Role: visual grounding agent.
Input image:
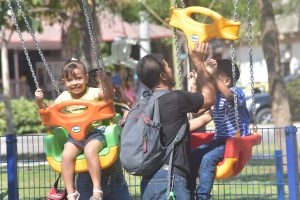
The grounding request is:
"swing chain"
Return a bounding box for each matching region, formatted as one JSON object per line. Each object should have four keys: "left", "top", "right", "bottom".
{"left": 7, "top": 0, "right": 40, "bottom": 90}
{"left": 230, "top": 0, "right": 240, "bottom": 134}
{"left": 179, "top": 0, "right": 186, "bottom": 8}
{"left": 81, "top": 0, "right": 107, "bottom": 99}
{"left": 173, "top": 29, "right": 184, "bottom": 90}
{"left": 172, "top": 0, "right": 186, "bottom": 90}
{"left": 14, "top": 0, "right": 60, "bottom": 95}
{"left": 230, "top": 42, "right": 240, "bottom": 134}
{"left": 247, "top": 0, "right": 257, "bottom": 131}
{"left": 232, "top": 0, "right": 239, "bottom": 21}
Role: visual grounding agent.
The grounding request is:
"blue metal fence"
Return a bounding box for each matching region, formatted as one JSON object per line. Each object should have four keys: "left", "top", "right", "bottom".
{"left": 0, "top": 126, "right": 299, "bottom": 200}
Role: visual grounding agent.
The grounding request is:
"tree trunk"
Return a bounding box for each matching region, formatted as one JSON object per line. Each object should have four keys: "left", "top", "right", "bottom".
{"left": 256, "top": 0, "right": 292, "bottom": 127}
{"left": 61, "top": 0, "right": 100, "bottom": 71}
{"left": 1, "top": 26, "right": 14, "bottom": 135}
{"left": 257, "top": 0, "right": 292, "bottom": 166}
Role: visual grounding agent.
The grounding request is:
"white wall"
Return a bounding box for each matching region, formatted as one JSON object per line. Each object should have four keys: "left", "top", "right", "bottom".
{"left": 232, "top": 41, "right": 300, "bottom": 88}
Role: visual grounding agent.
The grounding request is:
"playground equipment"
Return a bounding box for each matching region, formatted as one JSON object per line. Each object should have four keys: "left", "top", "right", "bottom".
{"left": 104, "top": 37, "right": 138, "bottom": 69}
{"left": 7, "top": 0, "right": 120, "bottom": 172}
{"left": 169, "top": 0, "right": 262, "bottom": 180}
{"left": 45, "top": 118, "right": 121, "bottom": 173}
{"left": 169, "top": 6, "right": 240, "bottom": 48}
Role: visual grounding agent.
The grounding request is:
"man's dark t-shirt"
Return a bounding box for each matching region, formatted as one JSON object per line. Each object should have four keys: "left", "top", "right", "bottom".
{"left": 158, "top": 90, "right": 204, "bottom": 181}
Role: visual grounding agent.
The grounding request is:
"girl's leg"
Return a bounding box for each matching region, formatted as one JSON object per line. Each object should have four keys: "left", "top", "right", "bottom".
{"left": 84, "top": 139, "right": 104, "bottom": 198}
{"left": 62, "top": 142, "right": 82, "bottom": 199}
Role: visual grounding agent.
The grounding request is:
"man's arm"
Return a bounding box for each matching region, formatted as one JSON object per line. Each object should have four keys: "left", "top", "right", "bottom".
{"left": 188, "top": 42, "right": 216, "bottom": 113}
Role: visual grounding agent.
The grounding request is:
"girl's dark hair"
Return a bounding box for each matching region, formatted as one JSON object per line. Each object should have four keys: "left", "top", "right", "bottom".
{"left": 217, "top": 59, "right": 240, "bottom": 81}
{"left": 87, "top": 69, "right": 99, "bottom": 87}
{"left": 88, "top": 69, "right": 111, "bottom": 87}
{"left": 136, "top": 53, "right": 165, "bottom": 89}
{"left": 61, "top": 58, "right": 87, "bottom": 79}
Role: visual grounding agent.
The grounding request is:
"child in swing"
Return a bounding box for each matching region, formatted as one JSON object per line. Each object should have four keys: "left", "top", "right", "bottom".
{"left": 75, "top": 68, "right": 131, "bottom": 200}
{"left": 35, "top": 58, "right": 114, "bottom": 200}
{"left": 190, "top": 59, "right": 251, "bottom": 200}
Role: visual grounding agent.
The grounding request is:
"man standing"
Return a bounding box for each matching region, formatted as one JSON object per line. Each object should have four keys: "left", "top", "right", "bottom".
{"left": 137, "top": 42, "right": 216, "bottom": 199}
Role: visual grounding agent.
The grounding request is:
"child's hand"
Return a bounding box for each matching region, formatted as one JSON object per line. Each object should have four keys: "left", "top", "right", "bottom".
{"left": 35, "top": 88, "right": 44, "bottom": 101}
{"left": 35, "top": 88, "right": 46, "bottom": 109}
{"left": 205, "top": 59, "right": 218, "bottom": 76}
{"left": 188, "top": 70, "right": 198, "bottom": 86}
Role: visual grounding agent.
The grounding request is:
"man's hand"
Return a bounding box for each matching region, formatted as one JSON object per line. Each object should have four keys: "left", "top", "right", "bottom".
{"left": 188, "top": 42, "right": 208, "bottom": 71}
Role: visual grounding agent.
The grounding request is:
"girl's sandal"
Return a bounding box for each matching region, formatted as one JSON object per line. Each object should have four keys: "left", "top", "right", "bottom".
{"left": 89, "top": 189, "right": 103, "bottom": 200}
{"left": 67, "top": 190, "right": 80, "bottom": 200}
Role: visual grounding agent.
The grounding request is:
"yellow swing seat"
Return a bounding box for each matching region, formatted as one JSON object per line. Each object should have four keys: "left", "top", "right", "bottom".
{"left": 44, "top": 116, "right": 122, "bottom": 173}
{"left": 169, "top": 6, "right": 241, "bottom": 48}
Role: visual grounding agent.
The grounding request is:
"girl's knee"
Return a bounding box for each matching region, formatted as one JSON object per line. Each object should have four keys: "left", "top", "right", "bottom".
{"left": 84, "top": 146, "right": 99, "bottom": 158}
{"left": 62, "top": 151, "right": 76, "bottom": 162}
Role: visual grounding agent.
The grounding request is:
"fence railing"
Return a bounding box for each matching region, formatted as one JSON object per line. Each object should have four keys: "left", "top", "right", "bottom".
{"left": 0, "top": 126, "right": 299, "bottom": 200}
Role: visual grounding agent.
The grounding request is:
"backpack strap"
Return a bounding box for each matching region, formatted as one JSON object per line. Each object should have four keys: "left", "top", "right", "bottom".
{"left": 166, "top": 122, "right": 188, "bottom": 198}
{"left": 53, "top": 174, "right": 61, "bottom": 188}
{"left": 152, "top": 90, "right": 170, "bottom": 127}
{"left": 151, "top": 89, "right": 187, "bottom": 197}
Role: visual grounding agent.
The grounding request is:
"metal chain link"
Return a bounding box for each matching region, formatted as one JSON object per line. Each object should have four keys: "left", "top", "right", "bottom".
{"left": 230, "top": 0, "right": 240, "bottom": 134}
{"left": 15, "top": 0, "right": 60, "bottom": 95}
{"left": 173, "top": 29, "right": 184, "bottom": 89}
{"left": 179, "top": 0, "right": 186, "bottom": 8}
{"left": 172, "top": 0, "right": 186, "bottom": 90}
{"left": 81, "top": 0, "right": 107, "bottom": 99}
{"left": 7, "top": 0, "right": 40, "bottom": 90}
{"left": 247, "top": 0, "right": 257, "bottom": 131}
{"left": 232, "top": 0, "right": 239, "bottom": 21}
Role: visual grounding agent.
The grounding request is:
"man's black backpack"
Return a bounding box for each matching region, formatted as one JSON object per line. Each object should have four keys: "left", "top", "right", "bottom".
{"left": 120, "top": 90, "right": 187, "bottom": 177}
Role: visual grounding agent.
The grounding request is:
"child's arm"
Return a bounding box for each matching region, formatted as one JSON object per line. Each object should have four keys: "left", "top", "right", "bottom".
{"left": 35, "top": 88, "right": 47, "bottom": 109}
{"left": 206, "top": 59, "right": 234, "bottom": 100}
{"left": 188, "top": 70, "right": 198, "bottom": 93}
{"left": 114, "top": 85, "right": 131, "bottom": 104}
{"left": 97, "top": 71, "right": 115, "bottom": 100}
{"left": 189, "top": 110, "right": 212, "bottom": 132}
{"left": 189, "top": 42, "right": 216, "bottom": 113}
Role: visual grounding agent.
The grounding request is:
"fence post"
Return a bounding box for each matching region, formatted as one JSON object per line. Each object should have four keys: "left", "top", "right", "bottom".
{"left": 275, "top": 150, "right": 285, "bottom": 200}
{"left": 6, "top": 134, "right": 19, "bottom": 200}
{"left": 285, "top": 126, "right": 299, "bottom": 200}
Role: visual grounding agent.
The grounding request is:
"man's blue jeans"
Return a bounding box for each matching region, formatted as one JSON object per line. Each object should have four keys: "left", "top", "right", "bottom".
{"left": 141, "top": 169, "right": 191, "bottom": 200}
{"left": 191, "top": 142, "right": 226, "bottom": 200}
{"left": 76, "top": 172, "right": 130, "bottom": 200}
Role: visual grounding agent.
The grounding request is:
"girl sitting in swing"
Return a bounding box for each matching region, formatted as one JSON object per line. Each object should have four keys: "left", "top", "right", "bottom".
{"left": 35, "top": 58, "right": 114, "bottom": 200}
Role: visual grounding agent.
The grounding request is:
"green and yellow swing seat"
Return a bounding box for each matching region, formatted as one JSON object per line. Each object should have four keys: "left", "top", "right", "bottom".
{"left": 43, "top": 100, "right": 122, "bottom": 173}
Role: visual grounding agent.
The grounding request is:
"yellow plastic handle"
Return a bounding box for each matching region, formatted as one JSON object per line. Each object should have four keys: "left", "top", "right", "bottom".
{"left": 169, "top": 6, "right": 240, "bottom": 48}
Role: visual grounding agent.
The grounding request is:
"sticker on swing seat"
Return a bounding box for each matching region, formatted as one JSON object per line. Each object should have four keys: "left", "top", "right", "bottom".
{"left": 71, "top": 126, "right": 81, "bottom": 133}
{"left": 169, "top": 6, "right": 240, "bottom": 48}
{"left": 191, "top": 35, "right": 199, "bottom": 42}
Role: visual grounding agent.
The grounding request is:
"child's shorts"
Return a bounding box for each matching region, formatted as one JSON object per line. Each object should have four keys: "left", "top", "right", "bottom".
{"left": 67, "top": 126, "right": 107, "bottom": 149}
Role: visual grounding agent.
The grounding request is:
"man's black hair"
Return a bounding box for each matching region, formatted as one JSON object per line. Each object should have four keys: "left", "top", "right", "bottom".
{"left": 217, "top": 59, "right": 240, "bottom": 81}
{"left": 136, "top": 53, "right": 165, "bottom": 89}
